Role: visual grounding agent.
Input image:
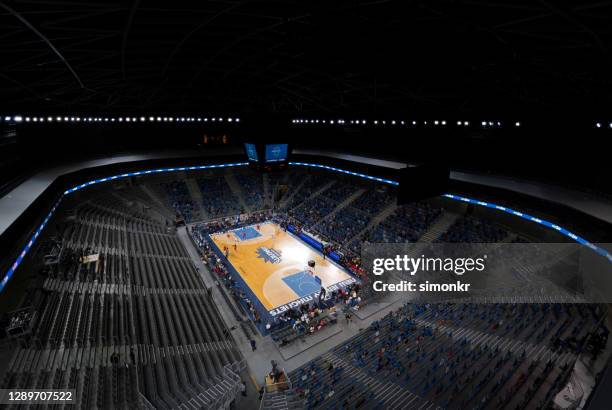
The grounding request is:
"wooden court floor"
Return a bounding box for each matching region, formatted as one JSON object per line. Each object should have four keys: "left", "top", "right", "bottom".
{"left": 210, "top": 222, "right": 354, "bottom": 311}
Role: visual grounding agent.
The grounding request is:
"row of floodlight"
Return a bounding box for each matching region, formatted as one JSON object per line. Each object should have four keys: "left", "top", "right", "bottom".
{"left": 291, "top": 118, "right": 520, "bottom": 127}
{"left": 595, "top": 122, "right": 612, "bottom": 128}
{"left": 0, "top": 115, "right": 240, "bottom": 124}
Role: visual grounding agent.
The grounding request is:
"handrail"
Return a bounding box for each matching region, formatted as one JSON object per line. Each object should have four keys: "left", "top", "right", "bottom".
{"left": 201, "top": 360, "right": 246, "bottom": 409}
{"left": 138, "top": 392, "right": 156, "bottom": 410}
{"left": 259, "top": 368, "right": 293, "bottom": 410}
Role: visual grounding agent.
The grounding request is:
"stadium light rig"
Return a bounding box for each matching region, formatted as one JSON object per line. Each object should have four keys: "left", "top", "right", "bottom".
{"left": 0, "top": 115, "right": 241, "bottom": 124}
{"left": 291, "top": 118, "right": 516, "bottom": 128}
{"left": 593, "top": 121, "right": 612, "bottom": 128}
{"left": 592, "top": 121, "right": 612, "bottom": 128}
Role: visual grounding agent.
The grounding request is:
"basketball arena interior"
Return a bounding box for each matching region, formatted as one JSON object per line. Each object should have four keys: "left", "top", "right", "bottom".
{"left": 1, "top": 2, "right": 612, "bottom": 409}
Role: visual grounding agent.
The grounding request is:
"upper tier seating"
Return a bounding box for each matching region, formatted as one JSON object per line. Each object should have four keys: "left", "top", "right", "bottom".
{"left": 159, "top": 180, "right": 199, "bottom": 222}
{"left": 284, "top": 172, "right": 330, "bottom": 210}
{"left": 290, "top": 182, "right": 357, "bottom": 229}
{"left": 2, "top": 195, "right": 243, "bottom": 409}
{"left": 437, "top": 216, "right": 509, "bottom": 243}
{"left": 197, "top": 175, "right": 242, "bottom": 218}
{"left": 289, "top": 301, "right": 605, "bottom": 409}
{"left": 234, "top": 172, "right": 265, "bottom": 210}
{"left": 316, "top": 186, "right": 395, "bottom": 247}
{"left": 362, "top": 201, "right": 443, "bottom": 243}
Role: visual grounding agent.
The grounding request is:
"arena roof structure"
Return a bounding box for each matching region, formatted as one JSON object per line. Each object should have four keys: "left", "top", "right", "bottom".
{"left": 1, "top": 1, "right": 612, "bottom": 116}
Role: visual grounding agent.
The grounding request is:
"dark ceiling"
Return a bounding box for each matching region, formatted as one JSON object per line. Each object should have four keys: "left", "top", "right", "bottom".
{"left": 1, "top": 0, "right": 612, "bottom": 115}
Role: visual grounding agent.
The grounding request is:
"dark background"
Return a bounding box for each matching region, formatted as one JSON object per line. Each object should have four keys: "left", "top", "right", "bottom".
{"left": 1, "top": 1, "right": 611, "bottom": 196}
{"left": 1, "top": 117, "right": 609, "bottom": 198}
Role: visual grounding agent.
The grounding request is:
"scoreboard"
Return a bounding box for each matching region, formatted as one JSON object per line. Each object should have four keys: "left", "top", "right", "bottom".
{"left": 243, "top": 142, "right": 290, "bottom": 168}
{"left": 264, "top": 144, "right": 288, "bottom": 162}
{"left": 245, "top": 143, "right": 259, "bottom": 161}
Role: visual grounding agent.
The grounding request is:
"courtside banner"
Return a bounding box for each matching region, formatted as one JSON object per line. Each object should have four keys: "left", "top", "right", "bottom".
{"left": 361, "top": 243, "right": 612, "bottom": 303}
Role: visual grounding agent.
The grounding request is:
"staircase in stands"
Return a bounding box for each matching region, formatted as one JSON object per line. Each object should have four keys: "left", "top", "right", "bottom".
{"left": 224, "top": 173, "right": 250, "bottom": 213}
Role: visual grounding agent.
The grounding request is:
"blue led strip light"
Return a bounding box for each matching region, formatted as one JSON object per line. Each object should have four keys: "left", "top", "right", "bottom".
{"left": 1, "top": 198, "right": 63, "bottom": 291}
{"left": 288, "top": 162, "right": 400, "bottom": 185}
{"left": 0, "top": 162, "right": 248, "bottom": 293}
{"left": 442, "top": 194, "right": 612, "bottom": 263}
{"left": 3, "top": 160, "right": 611, "bottom": 293}
{"left": 63, "top": 163, "right": 248, "bottom": 194}
{"left": 290, "top": 161, "right": 612, "bottom": 263}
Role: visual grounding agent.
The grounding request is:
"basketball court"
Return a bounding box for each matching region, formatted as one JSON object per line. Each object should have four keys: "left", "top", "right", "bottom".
{"left": 209, "top": 222, "right": 356, "bottom": 316}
